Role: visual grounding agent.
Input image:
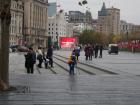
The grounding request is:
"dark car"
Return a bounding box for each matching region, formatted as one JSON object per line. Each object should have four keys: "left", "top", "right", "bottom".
{"left": 17, "top": 46, "right": 29, "bottom": 52}
{"left": 108, "top": 44, "right": 119, "bottom": 54}
{"left": 10, "top": 45, "right": 19, "bottom": 52}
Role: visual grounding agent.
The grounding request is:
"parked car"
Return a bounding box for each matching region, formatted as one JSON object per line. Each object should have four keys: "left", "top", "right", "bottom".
{"left": 108, "top": 44, "right": 119, "bottom": 54}
{"left": 9, "top": 48, "right": 12, "bottom": 53}
{"left": 10, "top": 45, "right": 19, "bottom": 52}
{"left": 17, "top": 46, "right": 29, "bottom": 52}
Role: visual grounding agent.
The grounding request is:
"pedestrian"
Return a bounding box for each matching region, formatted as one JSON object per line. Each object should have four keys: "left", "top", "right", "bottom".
{"left": 46, "top": 45, "right": 53, "bottom": 67}
{"left": 24, "top": 47, "right": 36, "bottom": 74}
{"left": 89, "top": 45, "right": 93, "bottom": 60}
{"left": 42, "top": 52, "right": 49, "bottom": 69}
{"left": 67, "top": 53, "right": 77, "bottom": 75}
{"left": 92, "top": 44, "right": 95, "bottom": 57}
{"left": 37, "top": 47, "right": 43, "bottom": 68}
{"left": 99, "top": 44, "right": 103, "bottom": 58}
{"left": 94, "top": 44, "right": 99, "bottom": 58}
{"left": 75, "top": 46, "right": 80, "bottom": 61}
{"left": 84, "top": 44, "right": 90, "bottom": 60}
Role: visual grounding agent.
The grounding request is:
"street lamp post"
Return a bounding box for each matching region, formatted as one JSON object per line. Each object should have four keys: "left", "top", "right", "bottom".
{"left": 38, "top": 29, "right": 39, "bottom": 48}
{"left": 126, "top": 31, "right": 129, "bottom": 41}
{"left": 0, "top": 0, "right": 11, "bottom": 90}
{"left": 56, "top": 32, "right": 59, "bottom": 50}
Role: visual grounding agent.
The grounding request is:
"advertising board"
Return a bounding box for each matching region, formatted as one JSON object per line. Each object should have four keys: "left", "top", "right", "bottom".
{"left": 60, "top": 37, "right": 77, "bottom": 49}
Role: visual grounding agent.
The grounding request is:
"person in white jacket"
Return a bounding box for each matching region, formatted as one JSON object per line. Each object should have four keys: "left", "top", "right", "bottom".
{"left": 37, "top": 47, "right": 43, "bottom": 68}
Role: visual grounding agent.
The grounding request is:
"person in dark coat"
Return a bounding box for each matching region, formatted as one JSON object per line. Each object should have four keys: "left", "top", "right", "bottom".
{"left": 94, "top": 44, "right": 99, "bottom": 58}
{"left": 99, "top": 44, "right": 103, "bottom": 58}
{"left": 46, "top": 46, "right": 53, "bottom": 67}
{"left": 75, "top": 46, "right": 80, "bottom": 61}
{"left": 84, "top": 44, "right": 90, "bottom": 60}
{"left": 25, "top": 47, "right": 36, "bottom": 74}
{"left": 92, "top": 44, "right": 95, "bottom": 57}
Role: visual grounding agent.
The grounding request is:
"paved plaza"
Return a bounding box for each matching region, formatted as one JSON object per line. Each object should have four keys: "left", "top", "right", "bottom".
{"left": 1, "top": 51, "right": 140, "bottom": 105}
{"left": 54, "top": 50, "right": 140, "bottom": 75}
{"left": 1, "top": 73, "right": 140, "bottom": 105}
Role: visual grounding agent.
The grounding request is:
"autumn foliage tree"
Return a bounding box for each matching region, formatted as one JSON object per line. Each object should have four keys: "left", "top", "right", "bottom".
{"left": 79, "top": 30, "right": 109, "bottom": 45}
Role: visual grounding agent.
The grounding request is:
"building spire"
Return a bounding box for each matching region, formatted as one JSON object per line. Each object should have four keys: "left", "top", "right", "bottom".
{"left": 98, "top": 2, "right": 108, "bottom": 16}
{"left": 101, "top": 2, "right": 106, "bottom": 10}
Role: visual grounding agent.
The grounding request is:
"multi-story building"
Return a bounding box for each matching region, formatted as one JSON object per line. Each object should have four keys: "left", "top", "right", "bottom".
{"left": 68, "top": 10, "right": 93, "bottom": 24}
{"left": 120, "top": 20, "right": 135, "bottom": 34}
{"left": 47, "top": 10, "right": 67, "bottom": 47}
{"left": 134, "top": 25, "right": 140, "bottom": 32}
{"left": 92, "top": 19, "right": 98, "bottom": 31}
{"left": 66, "top": 23, "right": 74, "bottom": 37}
{"left": 97, "top": 2, "right": 120, "bottom": 35}
{"left": 48, "top": 2, "right": 57, "bottom": 17}
{"left": 10, "top": 0, "right": 24, "bottom": 46}
{"left": 73, "top": 23, "right": 93, "bottom": 33}
{"left": 24, "top": 0, "right": 48, "bottom": 49}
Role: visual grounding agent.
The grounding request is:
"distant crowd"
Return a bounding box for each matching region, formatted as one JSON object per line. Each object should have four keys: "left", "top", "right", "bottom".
{"left": 24, "top": 46, "right": 53, "bottom": 74}
{"left": 67, "top": 43, "right": 104, "bottom": 75}
{"left": 23, "top": 43, "right": 104, "bottom": 75}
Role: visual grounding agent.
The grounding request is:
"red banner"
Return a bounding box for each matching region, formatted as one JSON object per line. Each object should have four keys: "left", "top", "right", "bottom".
{"left": 60, "top": 37, "right": 77, "bottom": 48}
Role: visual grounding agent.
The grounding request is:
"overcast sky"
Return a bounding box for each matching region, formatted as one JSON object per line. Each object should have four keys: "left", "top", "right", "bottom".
{"left": 49, "top": 0, "right": 140, "bottom": 25}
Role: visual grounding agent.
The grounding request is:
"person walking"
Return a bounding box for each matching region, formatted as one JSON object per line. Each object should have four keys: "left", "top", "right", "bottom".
{"left": 37, "top": 47, "right": 43, "bottom": 68}
{"left": 94, "top": 44, "right": 99, "bottom": 58}
{"left": 99, "top": 44, "right": 103, "bottom": 58}
{"left": 75, "top": 46, "right": 80, "bottom": 61}
{"left": 67, "top": 53, "right": 77, "bottom": 75}
{"left": 46, "top": 45, "right": 53, "bottom": 67}
{"left": 89, "top": 45, "right": 93, "bottom": 60}
{"left": 25, "top": 47, "right": 36, "bottom": 74}
{"left": 84, "top": 44, "right": 90, "bottom": 60}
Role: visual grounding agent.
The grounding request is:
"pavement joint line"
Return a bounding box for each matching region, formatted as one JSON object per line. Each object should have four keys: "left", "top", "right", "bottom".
{"left": 53, "top": 56, "right": 95, "bottom": 75}
{"left": 53, "top": 60, "right": 69, "bottom": 72}
{"left": 54, "top": 52, "right": 136, "bottom": 75}
{"left": 48, "top": 67, "right": 57, "bottom": 74}
{"left": 35, "top": 64, "right": 41, "bottom": 74}
{"left": 54, "top": 54, "right": 117, "bottom": 75}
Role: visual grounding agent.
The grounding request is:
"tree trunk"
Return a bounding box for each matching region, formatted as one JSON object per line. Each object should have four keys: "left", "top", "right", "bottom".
{"left": 0, "top": 0, "right": 11, "bottom": 91}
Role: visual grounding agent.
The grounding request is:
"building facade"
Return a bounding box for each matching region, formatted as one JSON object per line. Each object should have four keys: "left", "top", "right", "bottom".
{"left": 48, "top": 2, "right": 57, "bottom": 17}
{"left": 24, "top": 0, "right": 48, "bottom": 49}
{"left": 47, "top": 10, "right": 67, "bottom": 47}
{"left": 66, "top": 23, "right": 74, "bottom": 37}
{"left": 97, "top": 2, "right": 120, "bottom": 35}
{"left": 10, "top": 0, "right": 24, "bottom": 46}
{"left": 120, "top": 20, "right": 135, "bottom": 34}
{"left": 68, "top": 10, "right": 93, "bottom": 24}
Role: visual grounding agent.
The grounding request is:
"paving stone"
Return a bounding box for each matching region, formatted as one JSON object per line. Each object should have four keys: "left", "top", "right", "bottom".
{"left": 1, "top": 74, "right": 140, "bottom": 105}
